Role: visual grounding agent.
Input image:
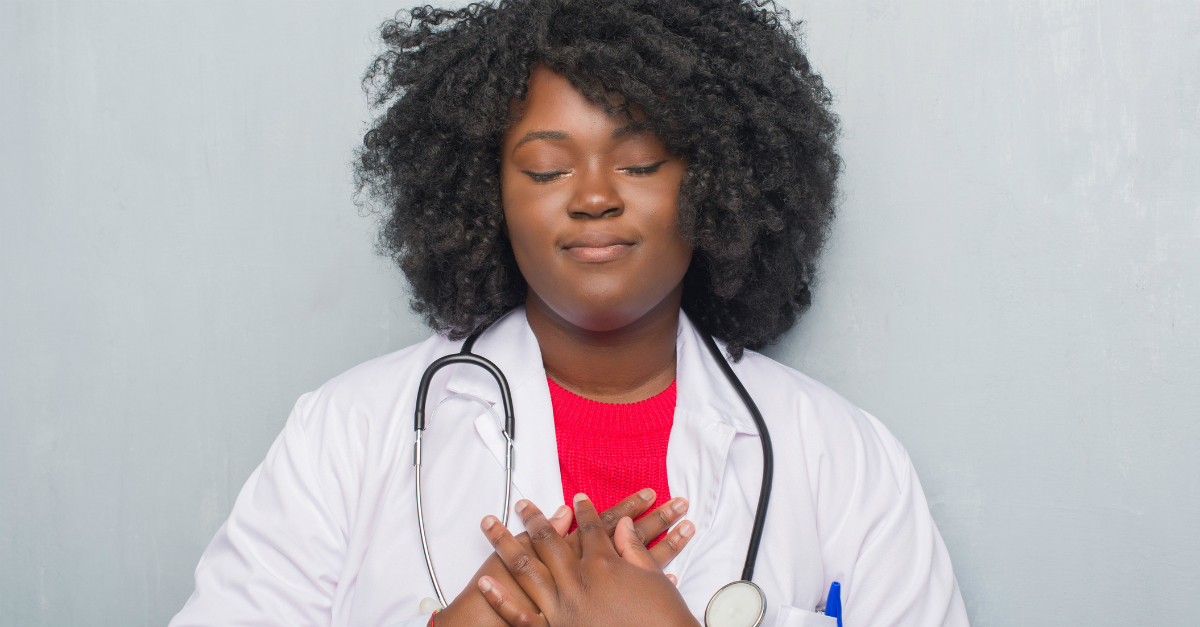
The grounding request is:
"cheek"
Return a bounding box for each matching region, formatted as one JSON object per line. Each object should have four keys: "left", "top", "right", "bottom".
{"left": 500, "top": 171, "right": 537, "bottom": 252}
{"left": 652, "top": 215, "right": 694, "bottom": 283}
{"left": 641, "top": 175, "right": 692, "bottom": 273}
{"left": 500, "top": 173, "right": 559, "bottom": 279}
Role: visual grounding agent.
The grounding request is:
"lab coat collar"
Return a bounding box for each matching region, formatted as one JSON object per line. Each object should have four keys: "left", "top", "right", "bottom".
{"left": 444, "top": 307, "right": 564, "bottom": 515}
{"left": 444, "top": 306, "right": 544, "bottom": 403}
{"left": 440, "top": 306, "right": 760, "bottom": 526}
{"left": 445, "top": 307, "right": 758, "bottom": 437}
{"left": 672, "top": 312, "right": 761, "bottom": 437}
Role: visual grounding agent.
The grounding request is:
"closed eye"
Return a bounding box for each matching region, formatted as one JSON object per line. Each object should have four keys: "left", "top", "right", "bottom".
{"left": 620, "top": 160, "right": 668, "bottom": 176}
{"left": 521, "top": 170, "right": 569, "bottom": 183}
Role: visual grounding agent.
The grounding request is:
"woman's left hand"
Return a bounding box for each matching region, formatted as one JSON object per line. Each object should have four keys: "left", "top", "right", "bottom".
{"left": 476, "top": 493, "right": 701, "bottom": 627}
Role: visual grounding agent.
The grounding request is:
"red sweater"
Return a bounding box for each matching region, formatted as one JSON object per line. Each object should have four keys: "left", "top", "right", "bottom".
{"left": 548, "top": 378, "right": 676, "bottom": 535}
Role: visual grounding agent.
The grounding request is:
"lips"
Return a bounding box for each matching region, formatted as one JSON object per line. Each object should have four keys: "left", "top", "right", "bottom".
{"left": 562, "top": 232, "right": 635, "bottom": 263}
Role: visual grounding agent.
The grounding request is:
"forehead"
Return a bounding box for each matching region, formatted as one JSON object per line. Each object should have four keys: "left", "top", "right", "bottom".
{"left": 503, "top": 66, "right": 639, "bottom": 150}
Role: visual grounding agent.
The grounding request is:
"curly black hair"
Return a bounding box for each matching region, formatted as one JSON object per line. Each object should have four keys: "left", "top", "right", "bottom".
{"left": 355, "top": 0, "right": 840, "bottom": 358}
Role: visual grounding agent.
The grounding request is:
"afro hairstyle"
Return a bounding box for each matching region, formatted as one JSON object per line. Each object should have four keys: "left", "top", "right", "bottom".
{"left": 355, "top": 0, "right": 840, "bottom": 358}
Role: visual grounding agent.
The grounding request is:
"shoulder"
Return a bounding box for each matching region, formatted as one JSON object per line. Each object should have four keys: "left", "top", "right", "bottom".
{"left": 309, "top": 333, "right": 455, "bottom": 408}
{"left": 285, "top": 332, "right": 459, "bottom": 453}
{"left": 730, "top": 349, "right": 913, "bottom": 491}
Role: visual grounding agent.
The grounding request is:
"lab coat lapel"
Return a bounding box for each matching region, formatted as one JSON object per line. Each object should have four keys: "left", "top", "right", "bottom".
{"left": 443, "top": 307, "right": 565, "bottom": 524}
{"left": 664, "top": 314, "right": 761, "bottom": 590}
{"left": 435, "top": 307, "right": 758, "bottom": 558}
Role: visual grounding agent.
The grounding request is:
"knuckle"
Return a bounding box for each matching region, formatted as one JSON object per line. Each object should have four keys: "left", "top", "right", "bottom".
{"left": 655, "top": 508, "right": 672, "bottom": 526}
{"left": 598, "top": 510, "right": 618, "bottom": 528}
{"left": 511, "top": 552, "right": 537, "bottom": 576}
{"left": 578, "top": 519, "right": 603, "bottom": 535}
{"left": 529, "top": 524, "right": 556, "bottom": 545}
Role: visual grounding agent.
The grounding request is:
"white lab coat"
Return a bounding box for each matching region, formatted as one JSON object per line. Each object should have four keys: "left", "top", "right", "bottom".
{"left": 170, "top": 307, "right": 968, "bottom": 627}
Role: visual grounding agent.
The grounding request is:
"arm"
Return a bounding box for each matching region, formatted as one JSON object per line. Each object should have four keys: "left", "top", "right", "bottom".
{"left": 170, "top": 394, "right": 345, "bottom": 627}
{"left": 841, "top": 449, "right": 968, "bottom": 627}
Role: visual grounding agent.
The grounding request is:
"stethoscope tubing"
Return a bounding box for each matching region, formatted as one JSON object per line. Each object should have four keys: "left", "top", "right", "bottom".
{"left": 697, "top": 330, "right": 774, "bottom": 582}
{"left": 413, "top": 333, "right": 516, "bottom": 608}
{"left": 412, "top": 318, "right": 773, "bottom": 609}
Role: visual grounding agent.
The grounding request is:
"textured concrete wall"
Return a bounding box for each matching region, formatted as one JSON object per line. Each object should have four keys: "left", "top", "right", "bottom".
{"left": 2, "top": 1, "right": 1197, "bottom": 625}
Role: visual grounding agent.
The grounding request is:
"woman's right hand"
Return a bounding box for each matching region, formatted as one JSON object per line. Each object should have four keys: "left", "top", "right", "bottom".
{"left": 431, "top": 488, "right": 693, "bottom": 627}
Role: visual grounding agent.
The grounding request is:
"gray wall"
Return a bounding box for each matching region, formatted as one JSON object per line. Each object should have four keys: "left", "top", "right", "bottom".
{"left": 1, "top": 1, "right": 1196, "bottom": 625}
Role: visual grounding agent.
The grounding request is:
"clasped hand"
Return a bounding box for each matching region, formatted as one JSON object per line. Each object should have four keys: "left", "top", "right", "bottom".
{"left": 477, "top": 493, "right": 702, "bottom": 627}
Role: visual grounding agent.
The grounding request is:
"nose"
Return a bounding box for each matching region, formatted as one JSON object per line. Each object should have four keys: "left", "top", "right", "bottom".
{"left": 567, "top": 164, "right": 624, "bottom": 219}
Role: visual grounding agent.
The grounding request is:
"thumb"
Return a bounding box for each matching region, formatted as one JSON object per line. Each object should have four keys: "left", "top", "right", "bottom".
{"left": 614, "top": 516, "right": 659, "bottom": 572}
{"left": 549, "top": 504, "right": 574, "bottom": 537}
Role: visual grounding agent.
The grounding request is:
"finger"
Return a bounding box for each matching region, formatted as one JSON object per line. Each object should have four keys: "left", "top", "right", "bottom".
{"left": 647, "top": 519, "right": 696, "bottom": 569}
{"left": 480, "top": 515, "right": 557, "bottom": 611}
{"left": 548, "top": 504, "right": 573, "bottom": 537}
{"left": 613, "top": 516, "right": 661, "bottom": 572}
{"left": 515, "top": 499, "right": 577, "bottom": 574}
{"left": 513, "top": 504, "right": 570, "bottom": 550}
{"left": 471, "top": 553, "right": 538, "bottom": 608}
{"left": 632, "top": 497, "right": 689, "bottom": 549}
{"left": 572, "top": 493, "right": 617, "bottom": 557}
{"left": 596, "top": 488, "right": 656, "bottom": 537}
{"left": 564, "top": 488, "right": 657, "bottom": 557}
{"left": 478, "top": 575, "right": 549, "bottom": 627}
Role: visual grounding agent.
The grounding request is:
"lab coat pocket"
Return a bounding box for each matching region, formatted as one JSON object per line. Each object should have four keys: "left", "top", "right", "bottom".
{"left": 775, "top": 605, "right": 838, "bottom": 627}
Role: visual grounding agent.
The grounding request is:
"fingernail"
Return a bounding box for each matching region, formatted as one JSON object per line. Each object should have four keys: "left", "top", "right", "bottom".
{"left": 482, "top": 516, "right": 496, "bottom": 530}
{"left": 638, "top": 488, "right": 655, "bottom": 500}
{"left": 478, "top": 577, "right": 493, "bottom": 593}
{"left": 624, "top": 517, "right": 635, "bottom": 532}
{"left": 573, "top": 492, "right": 589, "bottom": 504}
{"left": 672, "top": 498, "right": 689, "bottom": 514}
{"left": 551, "top": 505, "right": 570, "bottom": 519}
{"left": 679, "top": 521, "right": 695, "bottom": 538}
{"left": 516, "top": 499, "right": 530, "bottom": 513}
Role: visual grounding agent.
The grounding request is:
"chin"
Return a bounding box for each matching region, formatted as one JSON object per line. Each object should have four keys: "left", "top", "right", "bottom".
{"left": 549, "top": 290, "right": 666, "bottom": 334}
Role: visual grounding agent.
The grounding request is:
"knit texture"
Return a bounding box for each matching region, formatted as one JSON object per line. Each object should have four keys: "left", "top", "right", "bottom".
{"left": 549, "top": 377, "right": 675, "bottom": 538}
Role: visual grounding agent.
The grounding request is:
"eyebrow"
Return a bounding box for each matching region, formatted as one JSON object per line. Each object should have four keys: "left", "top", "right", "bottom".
{"left": 511, "top": 125, "right": 650, "bottom": 151}
{"left": 512, "top": 130, "right": 569, "bottom": 151}
{"left": 610, "top": 124, "right": 644, "bottom": 140}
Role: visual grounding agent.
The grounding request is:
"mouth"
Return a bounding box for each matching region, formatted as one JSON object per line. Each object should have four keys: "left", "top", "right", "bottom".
{"left": 562, "top": 232, "right": 636, "bottom": 263}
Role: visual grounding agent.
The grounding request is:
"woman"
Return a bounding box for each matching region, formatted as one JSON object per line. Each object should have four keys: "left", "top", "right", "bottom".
{"left": 170, "top": 1, "right": 968, "bottom": 626}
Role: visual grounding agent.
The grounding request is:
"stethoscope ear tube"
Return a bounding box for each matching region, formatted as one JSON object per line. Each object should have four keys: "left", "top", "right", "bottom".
{"left": 413, "top": 326, "right": 516, "bottom": 609}
{"left": 697, "top": 330, "right": 774, "bottom": 582}
{"left": 414, "top": 344, "right": 515, "bottom": 439}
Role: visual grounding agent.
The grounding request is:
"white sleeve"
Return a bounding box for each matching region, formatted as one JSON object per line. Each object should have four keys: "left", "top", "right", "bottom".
{"left": 169, "top": 394, "right": 347, "bottom": 627}
{"left": 843, "top": 447, "right": 969, "bottom": 627}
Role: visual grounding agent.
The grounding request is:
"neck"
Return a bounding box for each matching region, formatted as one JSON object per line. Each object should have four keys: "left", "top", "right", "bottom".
{"left": 526, "top": 289, "right": 681, "bottom": 404}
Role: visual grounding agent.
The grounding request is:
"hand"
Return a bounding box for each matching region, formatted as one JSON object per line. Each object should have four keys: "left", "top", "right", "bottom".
{"left": 477, "top": 493, "right": 701, "bottom": 627}
{"left": 433, "top": 489, "right": 695, "bottom": 627}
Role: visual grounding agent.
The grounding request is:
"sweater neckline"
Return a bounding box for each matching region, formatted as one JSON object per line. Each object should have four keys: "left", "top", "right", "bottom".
{"left": 547, "top": 377, "right": 677, "bottom": 435}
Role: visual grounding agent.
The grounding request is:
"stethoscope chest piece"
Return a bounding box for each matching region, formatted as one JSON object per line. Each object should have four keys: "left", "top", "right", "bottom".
{"left": 705, "top": 580, "right": 766, "bottom": 627}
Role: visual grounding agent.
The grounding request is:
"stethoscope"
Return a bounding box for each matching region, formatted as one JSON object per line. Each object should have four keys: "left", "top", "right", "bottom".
{"left": 413, "top": 318, "right": 775, "bottom": 627}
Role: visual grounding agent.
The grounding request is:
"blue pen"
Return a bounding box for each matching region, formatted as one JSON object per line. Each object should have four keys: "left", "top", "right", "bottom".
{"left": 824, "top": 582, "right": 842, "bottom": 627}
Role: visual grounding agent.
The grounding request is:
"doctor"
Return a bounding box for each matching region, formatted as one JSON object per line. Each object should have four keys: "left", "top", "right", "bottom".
{"left": 170, "top": 1, "right": 969, "bottom": 626}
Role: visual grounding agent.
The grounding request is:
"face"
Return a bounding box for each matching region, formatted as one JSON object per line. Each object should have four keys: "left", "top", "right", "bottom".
{"left": 501, "top": 66, "right": 692, "bottom": 332}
